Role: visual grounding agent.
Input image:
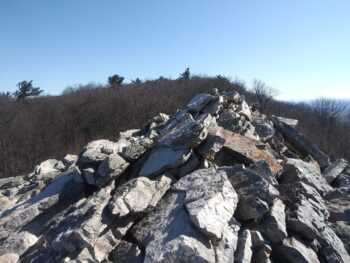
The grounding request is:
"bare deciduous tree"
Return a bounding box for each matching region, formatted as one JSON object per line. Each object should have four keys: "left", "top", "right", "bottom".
{"left": 312, "top": 97, "right": 347, "bottom": 132}
{"left": 252, "top": 79, "right": 279, "bottom": 113}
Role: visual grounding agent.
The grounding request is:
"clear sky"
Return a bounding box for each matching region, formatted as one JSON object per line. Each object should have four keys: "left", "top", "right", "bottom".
{"left": 0, "top": 0, "right": 349, "bottom": 100}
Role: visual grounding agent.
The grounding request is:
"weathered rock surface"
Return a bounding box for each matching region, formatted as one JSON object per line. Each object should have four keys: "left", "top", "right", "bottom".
{"left": 272, "top": 236, "right": 320, "bottom": 263}
{"left": 322, "top": 158, "right": 349, "bottom": 184}
{"left": 138, "top": 146, "right": 191, "bottom": 177}
{"left": 217, "top": 127, "right": 282, "bottom": 175}
{"left": 1, "top": 90, "right": 349, "bottom": 263}
{"left": 173, "top": 168, "right": 238, "bottom": 239}
{"left": 271, "top": 115, "right": 331, "bottom": 170}
{"left": 222, "top": 165, "right": 279, "bottom": 221}
{"left": 109, "top": 175, "right": 171, "bottom": 216}
{"left": 280, "top": 158, "right": 332, "bottom": 196}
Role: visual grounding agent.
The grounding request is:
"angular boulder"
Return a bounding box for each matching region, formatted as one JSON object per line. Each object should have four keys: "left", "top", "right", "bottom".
{"left": 109, "top": 175, "right": 171, "bottom": 216}
{"left": 173, "top": 168, "right": 238, "bottom": 239}
{"left": 139, "top": 146, "right": 191, "bottom": 177}
{"left": 217, "top": 127, "right": 282, "bottom": 175}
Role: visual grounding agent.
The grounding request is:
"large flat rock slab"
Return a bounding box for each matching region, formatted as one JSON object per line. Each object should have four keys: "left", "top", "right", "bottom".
{"left": 217, "top": 127, "right": 282, "bottom": 175}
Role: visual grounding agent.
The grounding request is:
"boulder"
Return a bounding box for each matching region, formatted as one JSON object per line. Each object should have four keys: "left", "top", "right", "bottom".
{"left": 279, "top": 182, "right": 329, "bottom": 240}
{"left": 325, "top": 188, "right": 350, "bottom": 253}
{"left": 109, "top": 175, "right": 171, "bottom": 216}
{"left": 158, "top": 113, "right": 215, "bottom": 150}
{"left": 0, "top": 231, "right": 38, "bottom": 256}
{"left": 186, "top": 93, "right": 214, "bottom": 113}
{"left": 272, "top": 236, "right": 320, "bottom": 263}
{"left": 77, "top": 139, "right": 119, "bottom": 167}
{"left": 112, "top": 240, "right": 143, "bottom": 263}
{"left": 250, "top": 160, "right": 278, "bottom": 186}
{"left": 271, "top": 115, "right": 330, "bottom": 170}
{"left": 131, "top": 191, "right": 215, "bottom": 261}
{"left": 316, "top": 226, "right": 350, "bottom": 263}
{"left": 96, "top": 153, "right": 129, "bottom": 187}
{"left": 259, "top": 199, "right": 288, "bottom": 243}
{"left": 197, "top": 134, "right": 225, "bottom": 160}
{"left": 215, "top": 218, "right": 241, "bottom": 263}
{"left": 202, "top": 95, "right": 223, "bottom": 115}
{"left": 274, "top": 116, "right": 299, "bottom": 127}
{"left": 120, "top": 137, "right": 153, "bottom": 161}
{"left": 34, "top": 159, "right": 65, "bottom": 175}
{"left": 173, "top": 168, "right": 238, "bottom": 239}
{"left": 234, "top": 230, "right": 252, "bottom": 263}
{"left": 139, "top": 146, "right": 191, "bottom": 177}
{"left": 63, "top": 154, "right": 78, "bottom": 166}
{"left": 217, "top": 127, "right": 282, "bottom": 175}
{"left": 222, "top": 165, "right": 279, "bottom": 221}
{"left": 280, "top": 158, "right": 332, "bottom": 196}
{"left": 144, "top": 235, "right": 215, "bottom": 263}
{"left": 322, "top": 158, "right": 348, "bottom": 185}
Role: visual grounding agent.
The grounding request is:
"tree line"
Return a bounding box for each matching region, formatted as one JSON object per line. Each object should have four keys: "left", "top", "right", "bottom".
{"left": 0, "top": 70, "right": 349, "bottom": 178}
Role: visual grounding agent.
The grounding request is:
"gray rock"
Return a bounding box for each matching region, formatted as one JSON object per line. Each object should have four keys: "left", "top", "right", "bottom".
{"left": 279, "top": 182, "right": 329, "bottom": 240}
{"left": 197, "top": 134, "right": 225, "bottom": 160}
{"left": 63, "top": 154, "right": 78, "bottom": 166}
{"left": 280, "top": 158, "right": 332, "bottom": 196}
{"left": 275, "top": 116, "right": 299, "bottom": 127}
{"left": 109, "top": 175, "right": 171, "bottom": 216}
{"left": 272, "top": 236, "right": 320, "bottom": 263}
{"left": 139, "top": 146, "right": 191, "bottom": 177}
{"left": 144, "top": 234, "right": 215, "bottom": 263}
{"left": 216, "top": 218, "right": 241, "bottom": 263}
{"left": 222, "top": 165, "right": 279, "bottom": 221}
{"left": 322, "top": 159, "right": 348, "bottom": 185}
{"left": 82, "top": 167, "right": 96, "bottom": 185}
{"left": 0, "top": 253, "right": 19, "bottom": 263}
{"left": 175, "top": 153, "right": 201, "bottom": 178}
{"left": 250, "top": 160, "right": 278, "bottom": 186}
{"left": 120, "top": 137, "right": 153, "bottom": 161}
{"left": 78, "top": 139, "right": 119, "bottom": 167}
{"left": 112, "top": 240, "right": 142, "bottom": 263}
{"left": 325, "top": 188, "right": 350, "bottom": 254}
{"left": 173, "top": 168, "right": 238, "bottom": 239}
{"left": 34, "top": 159, "right": 65, "bottom": 175}
{"left": 260, "top": 199, "right": 287, "bottom": 243}
{"left": 0, "top": 231, "right": 38, "bottom": 257}
{"left": 51, "top": 182, "right": 118, "bottom": 259}
{"left": 271, "top": 115, "right": 330, "bottom": 170}
{"left": 317, "top": 226, "right": 350, "bottom": 263}
{"left": 0, "top": 169, "right": 83, "bottom": 240}
{"left": 96, "top": 153, "right": 129, "bottom": 187}
{"left": 158, "top": 113, "right": 214, "bottom": 150}
{"left": 187, "top": 93, "right": 214, "bottom": 112}
{"left": 131, "top": 191, "right": 215, "bottom": 261}
{"left": 234, "top": 230, "right": 252, "bottom": 263}
{"left": 333, "top": 172, "right": 350, "bottom": 188}
{"left": 236, "top": 100, "right": 252, "bottom": 121}
{"left": 202, "top": 96, "right": 223, "bottom": 115}
{"left": 254, "top": 123, "right": 275, "bottom": 139}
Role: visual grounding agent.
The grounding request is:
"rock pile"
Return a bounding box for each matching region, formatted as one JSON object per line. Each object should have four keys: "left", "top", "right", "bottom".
{"left": 0, "top": 90, "right": 349, "bottom": 263}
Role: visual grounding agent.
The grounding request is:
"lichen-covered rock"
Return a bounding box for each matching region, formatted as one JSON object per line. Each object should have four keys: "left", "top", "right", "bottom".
{"left": 139, "top": 147, "right": 191, "bottom": 177}
{"left": 109, "top": 175, "right": 171, "bottom": 216}
{"left": 173, "top": 168, "right": 238, "bottom": 239}
{"left": 222, "top": 165, "right": 279, "bottom": 221}
{"left": 280, "top": 158, "right": 332, "bottom": 196}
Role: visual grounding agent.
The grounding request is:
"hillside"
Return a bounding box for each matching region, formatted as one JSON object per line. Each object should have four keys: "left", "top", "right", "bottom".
{"left": 1, "top": 76, "right": 349, "bottom": 179}
{"left": 0, "top": 89, "right": 349, "bottom": 262}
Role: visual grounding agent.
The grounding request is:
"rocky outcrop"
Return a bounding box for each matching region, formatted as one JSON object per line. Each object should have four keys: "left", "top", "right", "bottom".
{"left": 0, "top": 90, "right": 349, "bottom": 263}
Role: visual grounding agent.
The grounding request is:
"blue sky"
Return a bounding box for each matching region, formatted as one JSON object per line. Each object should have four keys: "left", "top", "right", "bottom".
{"left": 0, "top": 0, "right": 349, "bottom": 100}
